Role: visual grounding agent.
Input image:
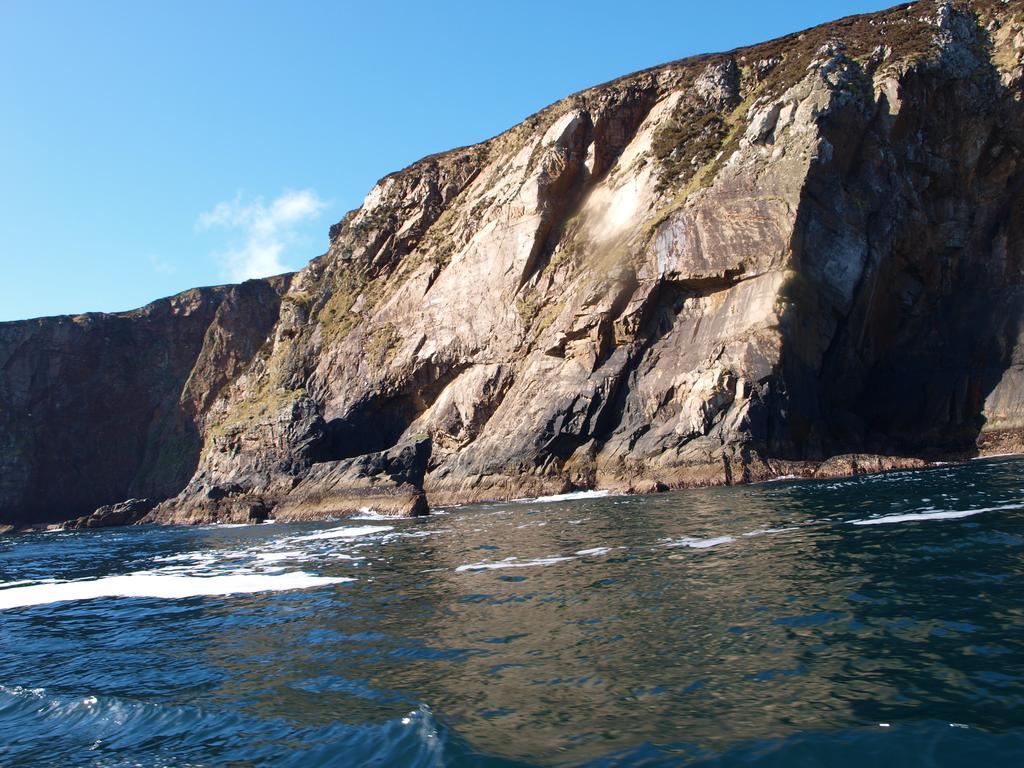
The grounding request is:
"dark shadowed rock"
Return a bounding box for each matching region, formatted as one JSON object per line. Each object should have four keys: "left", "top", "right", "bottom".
{"left": 0, "top": 280, "right": 285, "bottom": 528}
{"left": 63, "top": 498, "right": 158, "bottom": 530}
{"left": 274, "top": 437, "right": 432, "bottom": 521}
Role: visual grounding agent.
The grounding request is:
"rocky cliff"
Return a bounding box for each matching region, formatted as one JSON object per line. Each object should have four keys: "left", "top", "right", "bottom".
{"left": 3, "top": 0, "right": 1024, "bottom": 529}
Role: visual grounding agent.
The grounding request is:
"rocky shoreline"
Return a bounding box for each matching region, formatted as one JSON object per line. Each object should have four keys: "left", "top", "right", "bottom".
{"left": 0, "top": 443, "right": 1015, "bottom": 535}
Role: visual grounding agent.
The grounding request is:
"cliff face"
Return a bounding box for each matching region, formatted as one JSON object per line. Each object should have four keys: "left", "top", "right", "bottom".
{"left": 3, "top": 0, "right": 1024, "bottom": 528}
{"left": 0, "top": 281, "right": 285, "bottom": 526}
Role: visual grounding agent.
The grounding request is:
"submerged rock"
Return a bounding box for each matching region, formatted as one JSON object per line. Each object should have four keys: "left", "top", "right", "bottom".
{"left": 3, "top": 1, "right": 1024, "bottom": 528}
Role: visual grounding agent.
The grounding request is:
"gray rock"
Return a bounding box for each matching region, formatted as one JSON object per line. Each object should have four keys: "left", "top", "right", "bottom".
{"left": 63, "top": 498, "right": 157, "bottom": 530}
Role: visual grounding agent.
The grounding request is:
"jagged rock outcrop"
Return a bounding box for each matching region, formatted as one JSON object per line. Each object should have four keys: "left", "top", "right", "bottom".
{"left": 274, "top": 436, "right": 431, "bottom": 521}
{"left": 2, "top": 0, "right": 1024, "bottom": 529}
{"left": 63, "top": 498, "right": 157, "bottom": 530}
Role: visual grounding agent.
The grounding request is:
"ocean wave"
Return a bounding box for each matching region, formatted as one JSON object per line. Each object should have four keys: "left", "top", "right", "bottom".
{"left": 350, "top": 508, "right": 399, "bottom": 521}
{"left": 575, "top": 547, "right": 615, "bottom": 556}
{"left": 665, "top": 535, "right": 735, "bottom": 549}
{"left": 741, "top": 526, "right": 801, "bottom": 538}
{"left": 850, "top": 501, "right": 1024, "bottom": 526}
{"left": 455, "top": 556, "right": 575, "bottom": 573}
{"left": 290, "top": 525, "right": 394, "bottom": 542}
{"left": 253, "top": 550, "right": 308, "bottom": 563}
{"left": 521, "top": 490, "right": 611, "bottom": 504}
{"left": 0, "top": 684, "right": 447, "bottom": 767}
{"left": 0, "top": 578, "right": 57, "bottom": 590}
{"left": 0, "top": 571, "right": 351, "bottom": 611}
{"left": 18, "top": 522, "right": 395, "bottom": 609}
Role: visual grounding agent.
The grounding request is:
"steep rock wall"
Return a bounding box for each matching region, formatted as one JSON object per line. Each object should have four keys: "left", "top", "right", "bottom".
{"left": 0, "top": 280, "right": 285, "bottom": 526}
{"left": 2, "top": 0, "right": 1024, "bottom": 527}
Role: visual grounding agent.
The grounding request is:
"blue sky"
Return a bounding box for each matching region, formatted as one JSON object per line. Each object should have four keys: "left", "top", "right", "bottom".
{"left": 0, "top": 0, "right": 899, "bottom": 321}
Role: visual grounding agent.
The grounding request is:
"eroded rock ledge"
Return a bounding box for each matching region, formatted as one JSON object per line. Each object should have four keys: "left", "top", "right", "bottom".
{"left": 3, "top": 1, "right": 1024, "bottom": 530}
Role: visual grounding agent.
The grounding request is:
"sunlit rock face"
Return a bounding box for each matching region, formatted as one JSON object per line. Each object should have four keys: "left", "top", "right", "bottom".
{"left": 3, "top": 0, "right": 1024, "bottom": 527}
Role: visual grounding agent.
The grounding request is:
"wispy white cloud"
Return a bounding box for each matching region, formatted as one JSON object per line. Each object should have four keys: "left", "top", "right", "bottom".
{"left": 198, "top": 189, "right": 328, "bottom": 281}
{"left": 147, "top": 254, "right": 177, "bottom": 275}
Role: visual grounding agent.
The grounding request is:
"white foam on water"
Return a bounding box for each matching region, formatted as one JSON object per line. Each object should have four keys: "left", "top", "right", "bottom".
{"left": 456, "top": 556, "right": 575, "bottom": 573}
{"left": 254, "top": 550, "right": 307, "bottom": 563}
{"left": 350, "top": 508, "right": 396, "bottom": 521}
{"left": 153, "top": 553, "right": 205, "bottom": 563}
{"left": 522, "top": 490, "right": 611, "bottom": 504}
{"left": 291, "top": 525, "right": 393, "bottom": 542}
{"left": 851, "top": 500, "right": 1024, "bottom": 526}
{"left": 0, "top": 579, "right": 56, "bottom": 590}
{"left": 0, "top": 685, "right": 47, "bottom": 700}
{"left": 665, "top": 535, "right": 736, "bottom": 549}
{"left": 151, "top": 552, "right": 223, "bottom": 570}
{"left": 0, "top": 571, "right": 352, "bottom": 611}
{"left": 575, "top": 547, "right": 614, "bottom": 556}
{"left": 741, "top": 527, "right": 801, "bottom": 538}
{"left": 383, "top": 530, "right": 439, "bottom": 541}
{"left": 765, "top": 474, "right": 802, "bottom": 483}
{"left": 852, "top": 509, "right": 983, "bottom": 525}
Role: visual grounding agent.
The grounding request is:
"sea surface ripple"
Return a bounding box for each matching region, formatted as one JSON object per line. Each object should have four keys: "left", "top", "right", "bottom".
{"left": 2, "top": 457, "right": 1024, "bottom": 766}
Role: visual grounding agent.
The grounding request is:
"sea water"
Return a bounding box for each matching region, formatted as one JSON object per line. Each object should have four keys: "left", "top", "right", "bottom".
{"left": 2, "top": 457, "right": 1024, "bottom": 766}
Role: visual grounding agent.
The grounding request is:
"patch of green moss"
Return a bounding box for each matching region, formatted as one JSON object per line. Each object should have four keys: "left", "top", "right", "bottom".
{"left": 503, "top": 459, "right": 526, "bottom": 475}
{"left": 282, "top": 291, "right": 314, "bottom": 310}
{"left": 642, "top": 0, "right": 956, "bottom": 226}
{"left": 348, "top": 206, "right": 394, "bottom": 243}
{"left": 364, "top": 323, "right": 400, "bottom": 365}
{"left": 469, "top": 196, "right": 491, "bottom": 223}
{"left": 207, "top": 386, "right": 306, "bottom": 439}
{"left": 547, "top": 243, "right": 578, "bottom": 273}
{"left": 535, "top": 299, "right": 565, "bottom": 335}
{"left": 516, "top": 293, "right": 543, "bottom": 327}
{"left": 414, "top": 187, "right": 479, "bottom": 272}
{"left": 317, "top": 267, "right": 368, "bottom": 345}
{"left": 426, "top": 241, "right": 455, "bottom": 270}
{"left": 200, "top": 305, "right": 316, "bottom": 441}
{"left": 652, "top": 105, "right": 728, "bottom": 190}
{"left": 642, "top": 90, "right": 758, "bottom": 239}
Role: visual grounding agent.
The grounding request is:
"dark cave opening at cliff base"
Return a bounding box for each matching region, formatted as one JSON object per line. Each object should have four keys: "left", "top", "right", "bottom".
{"left": 308, "top": 361, "right": 475, "bottom": 463}
{"left": 310, "top": 395, "right": 420, "bottom": 463}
